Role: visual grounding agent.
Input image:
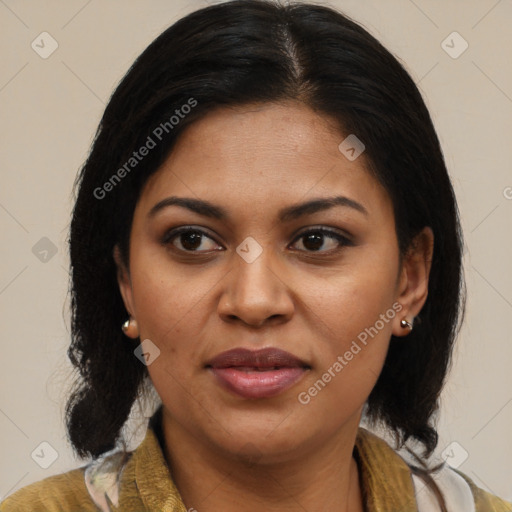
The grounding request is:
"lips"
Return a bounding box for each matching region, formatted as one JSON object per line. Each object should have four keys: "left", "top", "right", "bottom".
{"left": 205, "top": 347, "right": 310, "bottom": 399}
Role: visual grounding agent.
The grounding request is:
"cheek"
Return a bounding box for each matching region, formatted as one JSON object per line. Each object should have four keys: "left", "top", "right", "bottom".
{"left": 295, "top": 282, "right": 395, "bottom": 429}
{"left": 308, "top": 292, "right": 394, "bottom": 389}
{"left": 130, "top": 249, "right": 211, "bottom": 337}
{"left": 295, "top": 256, "right": 398, "bottom": 410}
{"left": 303, "top": 255, "right": 399, "bottom": 349}
{"left": 127, "top": 272, "right": 200, "bottom": 390}
{"left": 130, "top": 263, "right": 213, "bottom": 410}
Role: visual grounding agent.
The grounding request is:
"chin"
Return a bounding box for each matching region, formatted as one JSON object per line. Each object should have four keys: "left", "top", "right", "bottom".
{"left": 205, "top": 414, "right": 315, "bottom": 464}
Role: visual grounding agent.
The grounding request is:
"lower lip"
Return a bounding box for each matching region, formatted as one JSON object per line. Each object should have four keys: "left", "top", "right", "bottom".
{"left": 209, "top": 367, "right": 308, "bottom": 399}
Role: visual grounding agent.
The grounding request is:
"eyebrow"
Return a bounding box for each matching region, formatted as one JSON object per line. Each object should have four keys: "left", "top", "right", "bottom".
{"left": 148, "top": 195, "right": 368, "bottom": 222}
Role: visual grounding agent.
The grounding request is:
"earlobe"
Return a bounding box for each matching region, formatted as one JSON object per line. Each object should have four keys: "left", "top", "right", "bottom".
{"left": 392, "top": 227, "right": 434, "bottom": 337}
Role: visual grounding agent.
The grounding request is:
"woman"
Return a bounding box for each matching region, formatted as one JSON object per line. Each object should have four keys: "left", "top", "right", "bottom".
{"left": 1, "top": 0, "right": 510, "bottom": 510}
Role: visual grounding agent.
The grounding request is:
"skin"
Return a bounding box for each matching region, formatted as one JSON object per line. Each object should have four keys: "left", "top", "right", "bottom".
{"left": 114, "top": 101, "right": 433, "bottom": 512}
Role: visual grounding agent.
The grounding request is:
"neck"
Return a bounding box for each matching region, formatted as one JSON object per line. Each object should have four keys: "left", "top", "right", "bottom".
{"left": 159, "top": 410, "right": 364, "bottom": 512}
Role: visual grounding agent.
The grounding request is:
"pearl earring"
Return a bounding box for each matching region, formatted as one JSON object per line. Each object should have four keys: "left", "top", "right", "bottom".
{"left": 121, "top": 317, "right": 139, "bottom": 338}
{"left": 400, "top": 318, "right": 413, "bottom": 330}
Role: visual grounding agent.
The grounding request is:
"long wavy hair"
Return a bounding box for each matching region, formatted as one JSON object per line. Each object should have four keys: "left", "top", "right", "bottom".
{"left": 67, "top": 2, "right": 464, "bottom": 505}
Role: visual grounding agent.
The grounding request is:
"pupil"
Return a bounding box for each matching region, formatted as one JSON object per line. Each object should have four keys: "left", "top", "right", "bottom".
{"left": 182, "top": 232, "right": 202, "bottom": 250}
{"left": 304, "top": 233, "right": 323, "bottom": 251}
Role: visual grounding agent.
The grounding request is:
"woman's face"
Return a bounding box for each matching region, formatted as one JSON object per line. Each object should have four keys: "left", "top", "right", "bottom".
{"left": 116, "top": 102, "right": 431, "bottom": 462}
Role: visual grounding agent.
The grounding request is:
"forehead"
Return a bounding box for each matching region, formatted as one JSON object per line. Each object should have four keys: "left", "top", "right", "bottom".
{"left": 161, "top": 101, "right": 349, "bottom": 175}
{"left": 136, "top": 102, "right": 392, "bottom": 221}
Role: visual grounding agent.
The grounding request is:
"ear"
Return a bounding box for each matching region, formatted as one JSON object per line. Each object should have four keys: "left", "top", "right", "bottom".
{"left": 113, "top": 245, "right": 136, "bottom": 320}
{"left": 392, "top": 227, "right": 434, "bottom": 337}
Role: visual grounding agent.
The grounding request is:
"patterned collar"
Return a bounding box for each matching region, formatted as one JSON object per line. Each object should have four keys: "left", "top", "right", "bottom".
{"left": 85, "top": 421, "right": 419, "bottom": 511}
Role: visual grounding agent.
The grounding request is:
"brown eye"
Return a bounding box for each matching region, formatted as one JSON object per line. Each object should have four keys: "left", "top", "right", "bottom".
{"left": 291, "top": 228, "right": 352, "bottom": 253}
{"left": 162, "top": 227, "right": 222, "bottom": 253}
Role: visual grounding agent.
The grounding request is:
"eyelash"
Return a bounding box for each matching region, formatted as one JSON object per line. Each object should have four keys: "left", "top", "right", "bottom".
{"left": 161, "top": 226, "right": 353, "bottom": 255}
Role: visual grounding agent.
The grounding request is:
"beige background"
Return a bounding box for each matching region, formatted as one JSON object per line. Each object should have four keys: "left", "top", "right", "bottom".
{"left": 1, "top": 0, "right": 511, "bottom": 502}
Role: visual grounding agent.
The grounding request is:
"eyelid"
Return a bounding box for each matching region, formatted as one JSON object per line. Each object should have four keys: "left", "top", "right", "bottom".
{"left": 161, "top": 225, "right": 222, "bottom": 249}
{"left": 289, "top": 226, "right": 354, "bottom": 253}
{"left": 291, "top": 225, "right": 353, "bottom": 243}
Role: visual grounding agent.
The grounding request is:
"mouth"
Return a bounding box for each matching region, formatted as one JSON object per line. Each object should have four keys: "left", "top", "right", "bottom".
{"left": 205, "top": 347, "right": 311, "bottom": 399}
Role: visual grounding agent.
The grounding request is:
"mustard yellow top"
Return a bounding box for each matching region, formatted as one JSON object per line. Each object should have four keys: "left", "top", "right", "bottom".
{"left": 1, "top": 420, "right": 510, "bottom": 512}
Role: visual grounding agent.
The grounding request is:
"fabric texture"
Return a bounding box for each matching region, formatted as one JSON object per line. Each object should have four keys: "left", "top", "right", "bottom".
{"left": 1, "top": 413, "right": 510, "bottom": 512}
{"left": 411, "top": 467, "right": 475, "bottom": 512}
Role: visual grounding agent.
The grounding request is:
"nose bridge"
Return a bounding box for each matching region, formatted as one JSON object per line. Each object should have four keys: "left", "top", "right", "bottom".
{"left": 236, "top": 240, "right": 277, "bottom": 294}
{"left": 218, "top": 237, "right": 293, "bottom": 326}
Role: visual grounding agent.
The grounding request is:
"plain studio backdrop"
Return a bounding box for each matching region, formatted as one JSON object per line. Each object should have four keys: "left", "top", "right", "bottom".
{"left": 1, "top": 0, "right": 511, "bottom": 502}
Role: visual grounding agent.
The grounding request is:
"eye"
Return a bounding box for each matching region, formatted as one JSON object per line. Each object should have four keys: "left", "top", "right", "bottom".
{"left": 290, "top": 228, "right": 352, "bottom": 253}
{"left": 162, "top": 226, "right": 352, "bottom": 255}
{"left": 162, "top": 227, "right": 222, "bottom": 253}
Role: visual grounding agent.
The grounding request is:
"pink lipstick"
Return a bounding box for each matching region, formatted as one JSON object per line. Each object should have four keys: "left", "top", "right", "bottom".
{"left": 205, "top": 347, "right": 310, "bottom": 399}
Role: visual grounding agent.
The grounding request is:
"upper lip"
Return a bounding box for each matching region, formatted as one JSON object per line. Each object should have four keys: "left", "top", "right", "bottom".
{"left": 205, "top": 347, "right": 310, "bottom": 369}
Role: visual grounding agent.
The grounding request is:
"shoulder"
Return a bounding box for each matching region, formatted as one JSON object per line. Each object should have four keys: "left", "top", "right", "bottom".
{"left": 356, "top": 427, "right": 512, "bottom": 512}
{"left": 405, "top": 447, "right": 512, "bottom": 512}
{"left": 454, "top": 469, "right": 512, "bottom": 512}
{"left": 410, "top": 462, "right": 512, "bottom": 512}
{"left": 0, "top": 467, "right": 98, "bottom": 512}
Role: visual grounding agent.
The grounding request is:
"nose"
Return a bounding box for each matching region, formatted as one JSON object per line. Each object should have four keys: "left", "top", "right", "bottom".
{"left": 217, "top": 246, "right": 294, "bottom": 328}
